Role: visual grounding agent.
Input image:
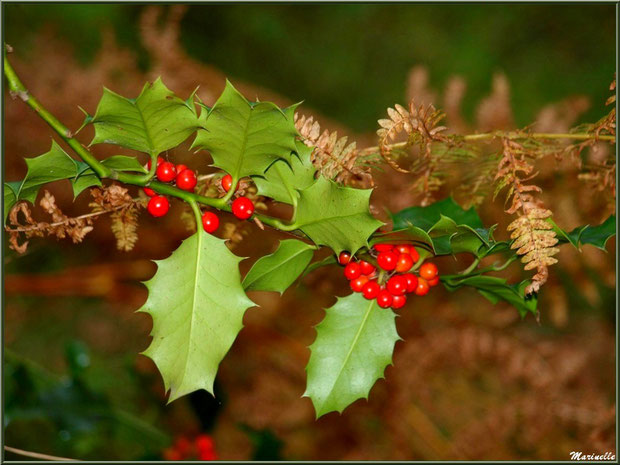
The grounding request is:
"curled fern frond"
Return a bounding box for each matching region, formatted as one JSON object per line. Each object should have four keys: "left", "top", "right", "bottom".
{"left": 294, "top": 113, "right": 371, "bottom": 186}
{"left": 376, "top": 100, "right": 448, "bottom": 173}
{"left": 496, "top": 138, "right": 559, "bottom": 296}
{"left": 6, "top": 191, "right": 102, "bottom": 253}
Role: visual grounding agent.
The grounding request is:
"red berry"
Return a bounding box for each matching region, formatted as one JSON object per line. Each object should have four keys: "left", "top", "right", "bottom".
{"left": 386, "top": 275, "right": 408, "bottom": 296}
{"left": 359, "top": 260, "right": 375, "bottom": 276}
{"left": 175, "top": 164, "right": 187, "bottom": 174}
{"left": 350, "top": 275, "right": 369, "bottom": 292}
{"left": 402, "top": 273, "right": 418, "bottom": 293}
{"left": 198, "top": 450, "right": 217, "bottom": 461}
{"left": 231, "top": 197, "right": 254, "bottom": 220}
{"left": 419, "top": 262, "right": 438, "bottom": 280}
{"left": 395, "top": 253, "right": 414, "bottom": 273}
{"left": 377, "top": 251, "right": 398, "bottom": 271}
{"left": 415, "top": 278, "right": 430, "bottom": 296}
{"left": 156, "top": 162, "right": 177, "bottom": 182}
{"left": 409, "top": 247, "right": 420, "bottom": 263}
{"left": 201, "top": 211, "right": 219, "bottom": 233}
{"left": 395, "top": 244, "right": 410, "bottom": 255}
{"left": 391, "top": 294, "right": 407, "bottom": 309}
{"left": 344, "top": 262, "right": 362, "bottom": 280}
{"left": 376, "top": 290, "right": 393, "bottom": 308}
{"left": 221, "top": 174, "right": 235, "bottom": 192}
{"left": 196, "top": 434, "right": 214, "bottom": 453}
{"left": 147, "top": 156, "right": 164, "bottom": 170}
{"left": 428, "top": 275, "right": 440, "bottom": 287}
{"left": 374, "top": 243, "right": 393, "bottom": 253}
{"left": 338, "top": 251, "right": 352, "bottom": 265}
{"left": 176, "top": 169, "right": 197, "bottom": 191}
{"left": 362, "top": 280, "right": 381, "bottom": 299}
{"left": 143, "top": 187, "right": 156, "bottom": 197}
{"left": 147, "top": 196, "right": 169, "bottom": 217}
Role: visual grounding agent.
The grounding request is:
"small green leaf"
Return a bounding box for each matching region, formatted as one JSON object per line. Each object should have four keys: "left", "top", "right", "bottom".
{"left": 391, "top": 197, "right": 483, "bottom": 231}
{"left": 385, "top": 198, "right": 492, "bottom": 257}
{"left": 294, "top": 176, "right": 383, "bottom": 255}
{"left": 305, "top": 292, "right": 400, "bottom": 418}
{"left": 139, "top": 230, "right": 254, "bottom": 402}
{"left": 253, "top": 141, "right": 316, "bottom": 204}
{"left": 4, "top": 141, "right": 81, "bottom": 223}
{"left": 90, "top": 78, "right": 200, "bottom": 155}
{"left": 243, "top": 239, "right": 315, "bottom": 293}
{"left": 442, "top": 275, "right": 538, "bottom": 318}
{"left": 552, "top": 215, "right": 616, "bottom": 251}
{"left": 192, "top": 80, "right": 298, "bottom": 180}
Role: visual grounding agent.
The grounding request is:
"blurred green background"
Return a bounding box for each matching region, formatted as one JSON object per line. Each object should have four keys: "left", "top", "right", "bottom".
{"left": 3, "top": 3, "right": 616, "bottom": 462}
{"left": 4, "top": 3, "right": 616, "bottom": 131}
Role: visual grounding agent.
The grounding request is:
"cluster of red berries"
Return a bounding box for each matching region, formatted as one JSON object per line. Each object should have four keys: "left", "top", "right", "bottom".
{"left": 163, "top": 434, "right": 217, "bottom": 461}
{"left": 144, "top": 157, "right": 198, "bottom": 217}
{"left": 144, "top": 157, "right": 256, "bottom": 234}
{"left": 339, "top": 243, "right": 439, "bottom": 309}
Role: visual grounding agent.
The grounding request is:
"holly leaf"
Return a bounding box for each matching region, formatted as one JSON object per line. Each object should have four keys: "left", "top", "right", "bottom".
{"left": 253, "top": 141, "right": 316, "bottom": 205}
{"left": 304, "top": 292, "right": 400, "bottom": 418}
{"left": 392, "top": 197, "right": 483, "bottom": 231}
{"left": 384, "top": 198, "right": 495, "bottom": 257}
{"left": 191, "top": 80, "right": 299, "bottom": 180}
{"left": 4, "top": 141, "right": 81, "bottom": 223}
{"left": 139, "top": 230, "right": 254, "bottom": 402}
{"left": 294, "top": 176, "right": 383, "bottom": 255}
{"left": 89, "top": 78, "right": 200, "bottom": 155}
{"left": 72, "top": 155, "right": 148, "bottom": 198}
{"left": 552, "top": 215, "right": 616, "bottom": 251}
{"left": 243, "top": 239, "right": 315, "bottom": 293}
{"left": 442, "top": 275, "right": 538, "bottom": 318}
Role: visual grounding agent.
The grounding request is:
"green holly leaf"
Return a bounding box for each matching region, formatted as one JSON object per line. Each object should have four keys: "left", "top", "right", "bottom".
{"left": 89, "top": 78, "right": 200, "bottom": 155}
{"left": 243, "top": 239, "right": 316, "bottom": 293}
{"left": 72, "top": 155, "right": 148, "bottom": 197}
{"left": 392, "top": 197, "right": 483, "bottom": 230}
{"left": 191, "top": 80, "right": 299, "bottom": 180}
{"left": 304, "top": 292, "right": 400, "bottom": 418}
{"left": 442, "top": 275, "right": 538, "bottom": 318}
{"left": 253, "top": 141, "right": 316, "bottom": 205}
{"left": 294, "top": 176, "right": 383, "bottom": 255}
{"left": 139, "top": 230, "right": 254, "bottom": 402}
{"left": 552, "top": 215, "right": 616, "bottom": 251}
{"left": 4, "top": 141, "right": 82, "bottom": 223}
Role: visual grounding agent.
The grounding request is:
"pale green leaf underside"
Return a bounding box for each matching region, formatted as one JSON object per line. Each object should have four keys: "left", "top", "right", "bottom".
{"left": 294, "top": 176, "right": 383, "bottom": 255}
{"left": 90, "top": 78, "right": 200, "bottom": 155}
{"left": 304, "top": 292, "right": 400, "bottom": 418}
{"left": 242, "top": 239, "right": 315, "bottom": 293}
{"left": 191, "top": 80, "right": 299, "bottom": 180}
{"left": 253, "top": 141, "right": 316, "bottom": 205}
{"left": 139, "top": 230, "right": 254, "bottom": 402}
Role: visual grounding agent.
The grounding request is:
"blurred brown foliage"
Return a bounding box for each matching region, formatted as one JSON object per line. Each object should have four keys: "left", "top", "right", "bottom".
{"left": 3, "top": 6, "right": 615, "bottom": 461}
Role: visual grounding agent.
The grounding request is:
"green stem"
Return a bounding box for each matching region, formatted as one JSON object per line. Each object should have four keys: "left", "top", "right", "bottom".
{"left": 360, "top": 129, "right": 615, "bottom": 155}
{"left": 4, "top": 53, "right": 111, "bottom": 179}
{"left": 4, "top": 52, "right": 297, "bottom": 235}
{"left": 459, "top": 257, "right": 480, "bottom": 275}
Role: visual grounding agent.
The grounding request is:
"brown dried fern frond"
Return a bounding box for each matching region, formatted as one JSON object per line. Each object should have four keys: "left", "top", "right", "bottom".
{"left": 89, "top": 185, "right": 143, "bottom": 252}
{"left": 496, "top": 138, "right": 559, "bottom": 296}
{"left": 6, "top": 191, "right": 99, "bottom": 253}
{"left": 573, "top": 76, "right": 616, "bottom": 202}
{"left": 377, "top": 100, "right": 448, "bottom": 167}
{"left": 294, "top": 113, "right": 372, "bottom": 187}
